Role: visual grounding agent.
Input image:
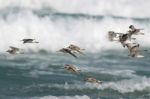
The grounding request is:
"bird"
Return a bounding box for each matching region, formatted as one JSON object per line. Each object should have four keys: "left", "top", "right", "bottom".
{"left": 119, "top": 33, "right": 132, "bottom": 48}
{"left": 118, "top": 33, "right": 137, "bottom": 48}
{"left": 64, "top": 64, "right": 81, "bottom": 73}
{"left": 21, "top": 39, "right": 39, "bottom": 44}
{"left": 107, "top": 32, "right": 130, "bottom": 47}
{"left": 107, "top": 31, "right": 131, "bottom": 42}
{"left": 119, "top": 34, "right": 128, "bottom": 47}
{"left": 67, "top": 44, "right": 85, "bottom": 55}
{"left": 125, "top": 43, "right": 144, "bottom": 58}
{"left": 107, "top": 26, "right": 145, "bottom": 58}
{"left": 6, "top": 46, "right": 21, "bottom": 54}
{"left": 128, "top": 25, "right": 144, "bottom": 35}
{"left": 85, "top": 77, "right": 102, "bottom": 84}
{"left": 58, "top": 48, "right": 77, "bottom": 58}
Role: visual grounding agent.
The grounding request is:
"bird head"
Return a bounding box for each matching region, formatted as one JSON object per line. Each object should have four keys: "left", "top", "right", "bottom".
{"left": 64, "top": 65, "right": 70, "bottom": 69}
{"left": 129, "top": 25, "right": 135, "bottom": 29}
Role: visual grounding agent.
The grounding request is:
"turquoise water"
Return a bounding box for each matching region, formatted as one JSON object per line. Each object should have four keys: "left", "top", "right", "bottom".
{"left": 0, "top": 50, "right": 150, "bottom": 99}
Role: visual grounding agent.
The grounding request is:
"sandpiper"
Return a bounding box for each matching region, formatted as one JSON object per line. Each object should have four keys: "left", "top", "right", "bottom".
{"left": 125, "top": 43, "right": 144, "bottom": 58}
{"left": 118, "top": 32, "right": 137, "bottom": 48}
{"left": 64, "top": 64, "right": 81, "bottom": 73}
{"left": 128, "top": 25, "right": 144, "bottom": 35}
{"left": 58, "top": 48, "right": 77, "bottom": 58}
{"left": 21, "top": 39, "right": 39, "bottom": 44}
{"left": 6, "top": 46, "right": 20, "bottom": 54}
{"left": 85, "top": 77, "right": 102, "bottom": 84}
{"left": 67, "top": 44, "right": 85, "bottom": 55}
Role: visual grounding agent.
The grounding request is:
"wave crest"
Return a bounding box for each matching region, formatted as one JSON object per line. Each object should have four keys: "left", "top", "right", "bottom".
{"left": 0, "top": 9, "right": 149, "bottom": 53}
{"left": 1, "top": 0, "right": 150, "bottom": 18}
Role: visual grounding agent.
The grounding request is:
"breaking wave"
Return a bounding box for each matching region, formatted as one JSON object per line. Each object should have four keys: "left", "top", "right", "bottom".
{"left": 1, "top": 0, "right": 150, "bottom": 18}
{"left": 27, "top": 77, "right": 150, "bottom": 94}
{"left": 31, "top": 95, "right": 90, "bottom": 99}
{"left": 0, "top": 0, "right": 150, "bottom": 53}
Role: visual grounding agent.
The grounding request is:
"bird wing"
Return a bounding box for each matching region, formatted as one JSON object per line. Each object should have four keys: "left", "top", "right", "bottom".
{"left": 68, "top": 44, "right": 80, "bottom": 50}
{"left": 22, "top": 39, "right": 35, "bottom": 43}
{"left": 108, "top": 32, "right": 123, "bottom": 41}
{"left": 67, "top": 50, "right": 78, "bottom": 58}
{"left": 24, "top": 39, "right": 34, "bottom": 41}
{"left": 68, "top": 44, "right": 85, "bottom": 54}
{"left": 69, "top": 66, "right": 77, "bottom": 72}
{"left": 22, "top": 39, "right": 34, "bottom": 42}
{"left": 128, "top": 29, "right": 144, "bottom": 35}
{"left": 108, "top": 32, "right": 116, "bottom": 41}
{"left": 10, "top": 46, "right": 19, "bottom": 51}
{"left": 76, "top": 50, "right": 85, "bottom": 55}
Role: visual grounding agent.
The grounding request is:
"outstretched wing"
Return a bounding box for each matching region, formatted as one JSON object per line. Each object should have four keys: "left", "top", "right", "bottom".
{"left": 67, "top": 50, "right": 78, "bottom": 58}
{"left": 108, "top": 31, "right": 123, "bottom": 41}
{"left": 23, "top": 39, "right": 34, "bottom": 41}
{"left": 68, "top": 44, "right": 80, "bottom": 50}
{"left": 9, "top": 46, "right": 19, "bottom": 51}
{"left": 108, "top": 31, "right": 116, "bottom": 41}
{"left": 128, "top": 28, "right": 144, "bottom": 35}
{"left": 68, "top": 44, "right": 85, "bottom": 55}
{"left": 76, "top": 50, "right": 85, "bottom": 55}
{"left": 22, "top": 39, "right": 35, "bottom": 43}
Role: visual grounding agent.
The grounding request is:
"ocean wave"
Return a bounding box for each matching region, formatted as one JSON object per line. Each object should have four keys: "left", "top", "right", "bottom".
{"left": 35, "top": 77, "right": 150, "bottom": 93}
{"left": 0, "top": 0, "right": 150, "bottom": 18}
{"left": 100, "top": 70, "right": 137, "bottom": 78}
{"left": 100, "top": 77, "right": 150, "bottom": 93}
{"left": 0, "top": 10, "right": 149, "bottom": 53}
{"left": 31, "top": 95, "right": 90, "bottom": 99}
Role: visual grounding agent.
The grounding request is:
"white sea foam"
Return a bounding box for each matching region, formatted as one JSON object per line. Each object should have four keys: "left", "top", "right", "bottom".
{"left": 43, "top": 76, "right": 150, "bottom": 93}
{"left": 0, "top": 10, "right": 149, "bottom": 53}
{"left": 100, "top": 70, "right": 137, "bottom": 78}
{"left": 31, "top": 95, "right": 90, "bottom": 99}
{"left": 0, "top": 0, "right": 150, "bottom": 18}
{"left": 100, "top": 77, "right": 150, "bottom": 93}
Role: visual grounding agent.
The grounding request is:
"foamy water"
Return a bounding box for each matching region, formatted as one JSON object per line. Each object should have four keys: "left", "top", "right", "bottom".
{"left": 0, "top": 1, "right": 150, "bottom": 99}
{"left": 0, "top": 10, "right": 149, "bottom": 53}
{"left": 31, "top": 95, "right": 90, "bottom": 99}
{"left": 1, "top": 0, "right": 150, "bottom": 18}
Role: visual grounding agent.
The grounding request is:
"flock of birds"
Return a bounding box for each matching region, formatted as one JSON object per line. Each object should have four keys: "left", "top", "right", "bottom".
{"left": 108, "top": 25, "right": 146, "bottom": 58}
{"left": 6, "top": 39, "right": 39, "bottom": 54}
{"left": 5, "top": 25, "right": 146, "bottom": 85}
{"left": 6, "top": 38, "right": 102, "bottom": 84}
{"left": 59, "top": 44, "right": 102, "bottom": 84}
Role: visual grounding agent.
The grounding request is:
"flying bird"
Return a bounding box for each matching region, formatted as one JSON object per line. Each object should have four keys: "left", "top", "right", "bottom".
{"left": 64, "top": 64, "right": 81, "bottom": 73}
{"left": 128, "top": 25, "right": 144, "bottom": 35}
{"left": 21, "top": 39, "right": 39, "bottom": 44}
{"left": 67, "top": 44, "right": 85, "bottom": 55}
{"left": 125, "top": 43, "right": 144, "bottom": 58}
{"left": 58, "top": 48, "right": 77, "bottom": 58}
{"left": 85, "top": 77, "right": 102, "bottom": 84}
{"left": 6, "top": 46, "right": 22, "bottom": 54}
